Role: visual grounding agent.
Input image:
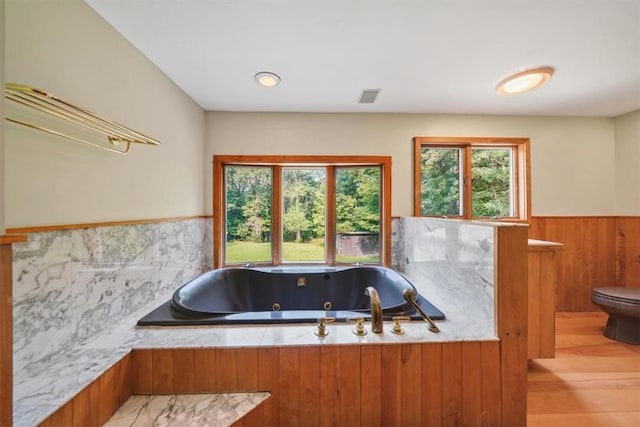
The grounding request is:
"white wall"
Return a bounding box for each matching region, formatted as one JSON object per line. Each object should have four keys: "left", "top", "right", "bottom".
{"left": 614, "top": 110, "right": 640, "bottom": 215}
{"left": 3, "top": 0, "right": 628, "bottom": 225}
{"left": 205, "top": 112, "right": 615, "bottom": 217}
{"left": 4, "top": 0, "right": 205, "bottom": 227}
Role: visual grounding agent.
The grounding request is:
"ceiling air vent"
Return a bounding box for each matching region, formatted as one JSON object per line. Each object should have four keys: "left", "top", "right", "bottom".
{"left": 359, "top": 89, "right": 380, "bottom": 104}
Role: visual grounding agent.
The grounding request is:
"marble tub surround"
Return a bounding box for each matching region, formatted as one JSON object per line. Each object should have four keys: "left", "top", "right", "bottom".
{"left": 14, "top": 216, "right": 524, "bottom": 426}
{"left": 392, "top": 217, "right": 496, "bottom": 337}
{"left": 14, "top": 280, "right": 492, "bottom": 427}
{"left": 13, "top": 218, "right": 210, "bottom": 377}
{"left": 103, "top": 392, "right": 271, "bottom": 427}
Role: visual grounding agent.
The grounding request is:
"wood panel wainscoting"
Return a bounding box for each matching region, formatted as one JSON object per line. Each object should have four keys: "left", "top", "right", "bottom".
{"left": 529, "top": 216, "right": 640, "bottom": 312}
{"left": 35, "top": 226, "right": 529, "bottom": 426}
{"left": 527, "top": 240, "right": 563, "bottom": 359}
{"left": 1, "top": 234, "right": 27, "bottom": 427}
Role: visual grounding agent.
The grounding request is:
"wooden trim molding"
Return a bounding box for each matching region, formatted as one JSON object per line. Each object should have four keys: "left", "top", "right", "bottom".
{"left": 0, "top": 234, "right": 27, "bottom": 244}
{"left": 5, "top": 216, "right": 211, "bottom": 235}
{"left": 1, "top": 243, "right": 14, "bottom": 427}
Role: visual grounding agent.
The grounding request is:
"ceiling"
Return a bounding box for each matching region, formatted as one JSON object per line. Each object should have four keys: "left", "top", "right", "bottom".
{"left": 85, "top": 0, "right": 640, "bottom": 117}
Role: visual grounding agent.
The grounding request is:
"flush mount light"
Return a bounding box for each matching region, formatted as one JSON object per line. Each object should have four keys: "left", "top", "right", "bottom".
{"left": 254, "top": 72, "right": 281, "bottom": 87}
{"left": 495, "top": 66, "right": 554, "bottom": 95}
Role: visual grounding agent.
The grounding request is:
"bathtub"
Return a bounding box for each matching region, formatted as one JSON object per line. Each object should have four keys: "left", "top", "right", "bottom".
{"left": 138, "top": 265, "right": 445, "bottom": 325}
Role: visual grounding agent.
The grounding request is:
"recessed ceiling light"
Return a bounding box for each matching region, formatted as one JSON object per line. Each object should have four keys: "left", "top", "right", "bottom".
{"left": 495, "top": 66, "right": 554, "bottom": 95}
{"left": 254, "top": 72, "right": 281, "bottom": 87}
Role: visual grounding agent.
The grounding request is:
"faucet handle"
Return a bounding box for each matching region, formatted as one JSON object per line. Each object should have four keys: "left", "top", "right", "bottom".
{"left": 347, "top": 317, "right": 368, "bottom": 336}
{"left": 314, "top": 317, "right": 335, "bottom": 337}
{"left": 391, "top": 316, "right": 411, "bottom": 335}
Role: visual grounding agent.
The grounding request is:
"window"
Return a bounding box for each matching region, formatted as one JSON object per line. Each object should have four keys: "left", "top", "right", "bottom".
{"left": 214, "top": 155, "right": 391, "bottom": 268}
{"left": 413, "top": 137, "right": 530, "bottom": 221}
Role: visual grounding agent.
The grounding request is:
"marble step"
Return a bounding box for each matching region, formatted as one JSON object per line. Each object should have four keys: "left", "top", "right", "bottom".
{"left": 103, "top": 392, "right": 271, "bottom": 427}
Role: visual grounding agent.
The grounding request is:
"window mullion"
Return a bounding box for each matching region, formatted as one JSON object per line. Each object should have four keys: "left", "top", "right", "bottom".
{"left": 326, "top": 165, "right": 336, "bottom": 265}
{"left": 272, "top": 165, "right": 282, "bottom": 265}
{"left": 463, "top": 147, "right": 473, "bottom": 219}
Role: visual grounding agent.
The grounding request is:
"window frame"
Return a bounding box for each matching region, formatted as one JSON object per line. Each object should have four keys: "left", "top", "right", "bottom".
{"left": 213, "top": 155, "right": 392, "bottom": 268}
{"left": 413, "top": 137, "right": 530, "bottom": 222}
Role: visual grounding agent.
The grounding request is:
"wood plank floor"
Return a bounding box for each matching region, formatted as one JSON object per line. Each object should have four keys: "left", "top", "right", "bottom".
{"left": 527, "top": 312, "right": 640, "bottom": 427}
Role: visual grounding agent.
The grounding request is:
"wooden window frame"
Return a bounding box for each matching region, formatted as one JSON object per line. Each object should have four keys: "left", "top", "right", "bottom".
{"left": 413, "top": 137, "right": 531, "bottom": 222}
{"left": 213, "top": 155, "right": 392, "bottom": 268}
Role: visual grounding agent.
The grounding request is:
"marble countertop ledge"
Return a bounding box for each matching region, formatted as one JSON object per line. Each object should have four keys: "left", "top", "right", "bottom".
{"left": 15, "top": 281, "right": 497, "bottom": 427}
{"left": 103, "top": 392, "right": 271, "bottom": 427}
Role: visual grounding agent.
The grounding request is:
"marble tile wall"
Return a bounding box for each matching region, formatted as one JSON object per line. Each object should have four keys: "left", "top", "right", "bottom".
{"left": 392, "top": 217, "right": 496, "bottom": 336}
{"left": 13, "top": 218, "right": 212, "bottom": 376}
{"left": 14, "top": 216, "right": 492, "bottom": 377}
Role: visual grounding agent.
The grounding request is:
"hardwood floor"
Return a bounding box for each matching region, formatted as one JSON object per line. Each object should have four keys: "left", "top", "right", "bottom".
{"left": 527, "top": 312, "right": 640, "bottom": 427}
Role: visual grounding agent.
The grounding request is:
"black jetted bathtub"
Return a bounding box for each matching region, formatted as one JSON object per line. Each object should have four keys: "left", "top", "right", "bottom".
{"left": 138, "top": 265, "right": 445, "bottom": 325}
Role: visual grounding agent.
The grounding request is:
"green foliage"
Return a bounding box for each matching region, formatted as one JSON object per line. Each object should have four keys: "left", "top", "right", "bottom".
{"left": 225, "top": 165, "right": 382, "bottom": 262}
{"left": 471, "top": 148, "right": 512, "bottom": 217}
{"left": 420, "top": 148, "right": 461, "bottom": 216}
{"left": 225, "top": 166, "right": 272, "bottom": 242}
{"left": 420, "top": 147, "right": 513, "bottom": 218}
{"left": 336, "top": 167, "right": 380, "bottom": 233}
{"left": 283, "top": 168, "right": 325, "bottom": 243}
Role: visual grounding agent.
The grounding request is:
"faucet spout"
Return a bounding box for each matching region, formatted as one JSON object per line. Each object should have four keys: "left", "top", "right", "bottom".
{"left": 365, "top": 286, "right": 383, "bottom": 333}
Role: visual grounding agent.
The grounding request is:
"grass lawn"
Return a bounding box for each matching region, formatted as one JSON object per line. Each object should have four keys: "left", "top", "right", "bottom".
{"left": 226, "top": 241, "right": 378, "bottom": 264}
{"left": 226, "top": 241, "right": 325, "bottom": 263}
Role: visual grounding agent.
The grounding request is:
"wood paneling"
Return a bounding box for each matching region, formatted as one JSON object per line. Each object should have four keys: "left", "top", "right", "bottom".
{"left": 360, "top": 345, "right": 381, "bottom": 427}
{"left": 496, "top": 225, "right": 529, "bottom": 426}
{"left": 319, "top": 346, "right": 340, "bottom": 427}
{"left": 131, "top": 349, "right": 152, "bottom": 394}
{"left": 124, "top": 338, "right": 511, "bottom": 427}
{"left": 38, "top": 354, "right": 132, "bottom": 427}
{"left": 421, "top": 343, "right": 443, "bottom": 426}
{"left": 194, "top": 348, "right": 216, "bottom": 392}
{"left": 173, "top": 349, "right": 195, "bottom": 393}
{"left": 151, "top": 349, "right": 174, "bottom": 394}
{"left": 441, "top": 343, "right": 462, "bottom": 427}
{"left": 340, "top": 346, "right": 361, "bottom": 426}
{"left": 298, "top": 347, "right": 320, "bottom": 426}
{"left": 1, "top": 244, "right": 14, "bottom": 427}
{"left": 400, "top": 343, "right": 422, "bottom": 426}
{"left": 616, "top": 217, "right": 640, "bottom": 287}
{"left": 278, "top": 347, "right": 299, "bottom": 426}
{"left": 481, "top": 341, "right": 501, "bottom": 426}
{"left": 528, "top": 246, "right": 561, "bottom": 359}
{"left": 462, "top": 342, "right": 482, "bottom": 426}
{"left": 529, "top": 216, "right": 639, "bottom": 312}
{"left": 380, "top": 344, "right": 402, "bottom": 427}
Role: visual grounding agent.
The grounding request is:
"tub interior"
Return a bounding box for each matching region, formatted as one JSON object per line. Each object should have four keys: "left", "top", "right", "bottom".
{"left": 138, "top": 266, "right": 445, "bottom": 325}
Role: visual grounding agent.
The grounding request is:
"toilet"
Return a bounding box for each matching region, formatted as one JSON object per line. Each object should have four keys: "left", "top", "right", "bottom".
{"left": 591, "top": 287, "right": 640, "bottom": 345}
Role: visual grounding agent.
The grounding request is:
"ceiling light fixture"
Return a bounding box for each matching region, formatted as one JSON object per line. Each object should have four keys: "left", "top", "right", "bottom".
{"left": 254, "top": 72, "right": 281, "bottom": 87}
{"left": 495, "top": 66, "right": 554, "bottom": 95}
